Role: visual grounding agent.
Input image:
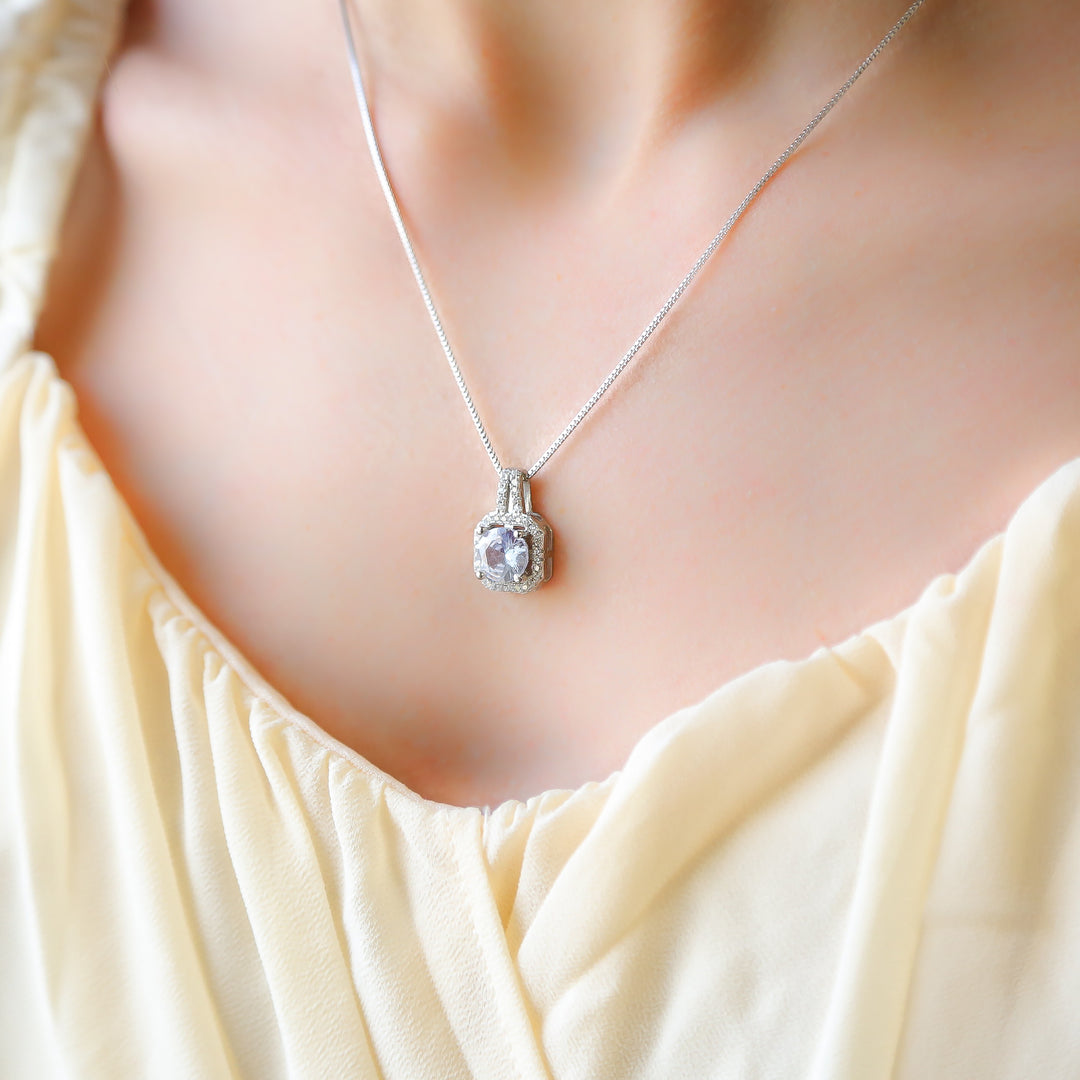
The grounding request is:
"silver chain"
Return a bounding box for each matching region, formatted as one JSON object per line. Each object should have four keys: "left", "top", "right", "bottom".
{"left": 337, "top": 0, "right": 927, "bottom": 481}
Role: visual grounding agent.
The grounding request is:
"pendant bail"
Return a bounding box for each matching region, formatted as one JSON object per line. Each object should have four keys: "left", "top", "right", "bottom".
{"left": 497, "top": 467, "right": 532, "bottom": 516}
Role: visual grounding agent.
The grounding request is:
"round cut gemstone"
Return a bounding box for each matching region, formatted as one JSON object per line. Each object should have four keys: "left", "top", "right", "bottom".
{"left": 475, "top": 526, "right": 530, "bottom": 584}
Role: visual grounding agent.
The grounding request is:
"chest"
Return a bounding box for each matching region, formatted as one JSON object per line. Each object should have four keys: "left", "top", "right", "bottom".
{"left": 32, "top": 61, "right": 1080, "bottom": 808}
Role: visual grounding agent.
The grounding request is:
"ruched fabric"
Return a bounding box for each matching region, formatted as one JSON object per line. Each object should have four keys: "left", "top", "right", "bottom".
{"left": 2, "top": 3, "right": 1080, "bottom": 1078}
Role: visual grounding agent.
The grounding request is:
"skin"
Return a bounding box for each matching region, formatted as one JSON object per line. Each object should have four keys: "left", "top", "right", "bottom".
{"left": 33, "top": 0, "right": 1080, "bottom": 810}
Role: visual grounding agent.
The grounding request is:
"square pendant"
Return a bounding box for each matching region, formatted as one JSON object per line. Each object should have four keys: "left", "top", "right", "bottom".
{"left": 473, "top": 469, "right": 553, "bottom": 593}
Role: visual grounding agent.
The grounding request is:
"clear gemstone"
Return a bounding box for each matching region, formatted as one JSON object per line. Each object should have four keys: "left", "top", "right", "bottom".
{"left": 475, "top": 526, "right": 530, "bottom": 584}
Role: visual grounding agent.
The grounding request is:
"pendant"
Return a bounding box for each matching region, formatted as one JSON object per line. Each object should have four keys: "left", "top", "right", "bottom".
{"left": 473, "top": 468, "right": 553, "bottom": 593}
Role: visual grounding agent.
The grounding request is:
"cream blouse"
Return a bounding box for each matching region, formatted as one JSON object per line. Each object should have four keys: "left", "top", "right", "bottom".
{"left": 2, "top": 2, "right": 1079, "bottom": 1078}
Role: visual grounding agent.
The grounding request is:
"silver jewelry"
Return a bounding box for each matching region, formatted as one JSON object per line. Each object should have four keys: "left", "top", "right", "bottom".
{"left": 337, "top": 0, "right": 927, "bottom": 594}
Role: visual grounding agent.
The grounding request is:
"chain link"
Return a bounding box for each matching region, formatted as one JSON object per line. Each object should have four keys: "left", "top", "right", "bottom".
{"left": 338, "top": 0, "right": 927, "bottom": 480}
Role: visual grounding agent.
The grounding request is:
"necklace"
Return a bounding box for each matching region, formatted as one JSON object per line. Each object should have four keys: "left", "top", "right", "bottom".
{"left": 337, "top": 0, "right": 927, "bottom": 594}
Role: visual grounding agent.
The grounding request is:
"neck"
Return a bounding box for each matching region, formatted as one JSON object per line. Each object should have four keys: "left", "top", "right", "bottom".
{"left": 346, "top": 0, "right": 925, "bottom": 178}
{"left": 128, "top": 0, "right": 932, "bottom": 187}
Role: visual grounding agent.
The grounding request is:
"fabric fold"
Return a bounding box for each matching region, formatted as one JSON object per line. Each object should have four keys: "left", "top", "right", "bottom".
{"left": 0, "top": 0, "right": 125, "bottom": 371}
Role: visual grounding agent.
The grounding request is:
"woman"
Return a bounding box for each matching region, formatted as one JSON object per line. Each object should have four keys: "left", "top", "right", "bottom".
{"left": 2, "top": 0, "right": 1078, "bottom": 1075}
